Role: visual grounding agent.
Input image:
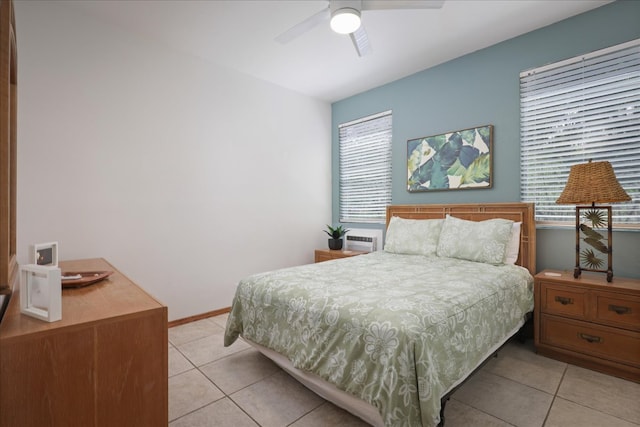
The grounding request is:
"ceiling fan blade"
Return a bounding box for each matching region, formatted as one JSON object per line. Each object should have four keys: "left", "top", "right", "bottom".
{"left": 350, "top": 25, "right": 372, "bottom": 57}
{"left": 275, "top": 7, "right": 331, "bottom": 44}
{"left": 361, "top": 0, "right": 445, "bottom": 10}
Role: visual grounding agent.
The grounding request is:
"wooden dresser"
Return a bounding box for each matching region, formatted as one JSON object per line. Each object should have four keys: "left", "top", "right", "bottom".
{"left": 534, "top": 269, "right": 640, "bottom": 383}
{"left": 314, "top": 248, "right": 368, "bottom": 263}
{"left": 0, "top": 258, "right": 168, "bottom": 426}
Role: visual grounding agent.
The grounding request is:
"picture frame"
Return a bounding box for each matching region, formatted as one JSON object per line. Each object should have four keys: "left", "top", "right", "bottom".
{"left": 407, "top": 125, "right": 493, "bottom": 192}
{"left": 32, "top": 241, "right": 59, "bottom": 267}
{"left": 19, "top": 264, "right": 62, "bottom": 322}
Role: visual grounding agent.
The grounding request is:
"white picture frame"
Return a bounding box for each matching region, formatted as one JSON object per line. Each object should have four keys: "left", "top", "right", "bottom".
{"left": 20, "top": 264, "right": 62, "bottom": 322}
{"left": 32, "top": 241, "right": 59, "bottom": 267}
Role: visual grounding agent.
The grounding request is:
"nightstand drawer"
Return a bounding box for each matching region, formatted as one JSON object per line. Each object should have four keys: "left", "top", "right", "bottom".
{"left": 594, "top": 292, "right": 640, "bottom": 331}
{"left": 540, "top": 314, "right": 640, "bottom": 368}
{"left": 541, "top": 283, "right": 588, "bottom": 319}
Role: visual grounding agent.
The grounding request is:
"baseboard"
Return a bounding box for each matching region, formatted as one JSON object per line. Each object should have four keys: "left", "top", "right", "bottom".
{"left": 168, "top": 307, "right": 231, "bottom": 328}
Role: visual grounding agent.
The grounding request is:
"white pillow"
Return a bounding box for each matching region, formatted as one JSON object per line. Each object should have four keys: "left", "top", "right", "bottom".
{"left": 436, "top": 215, "right": 514, "bottom": 265}
{"left": 504, "top": 222, "right": 522, "bottom": 264}
{"left": 384, "top": 217, "right": 444, "bottom": 256}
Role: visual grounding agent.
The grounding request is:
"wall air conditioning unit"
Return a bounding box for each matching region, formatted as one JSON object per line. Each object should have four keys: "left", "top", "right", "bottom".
{"left": 344, "top": 229, "right": 383, "bottom": 252}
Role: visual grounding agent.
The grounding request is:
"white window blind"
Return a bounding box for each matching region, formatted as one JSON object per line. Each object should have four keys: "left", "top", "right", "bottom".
{"left": 520, "top": 39, "right": 640, "bottom": 225}
{"left": 339, "top": 111, "right": 392, "bottom": 223}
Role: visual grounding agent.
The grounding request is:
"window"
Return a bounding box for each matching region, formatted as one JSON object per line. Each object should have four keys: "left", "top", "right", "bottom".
{"left": 339, "top": 111, "right": 392, "bottom": 224}
{"left": 520, "top": 39, "right": 640, "bottom": 226}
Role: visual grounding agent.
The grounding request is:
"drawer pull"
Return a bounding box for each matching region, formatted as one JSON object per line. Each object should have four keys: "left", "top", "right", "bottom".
{"left": 608, "top": 304, "right": 631, "bottom": 315}
{"left": 578, "top": 333, "right": 602, "bottom": 344}
{"left": 554, "top": 296, "right": 573, "bottom": 305}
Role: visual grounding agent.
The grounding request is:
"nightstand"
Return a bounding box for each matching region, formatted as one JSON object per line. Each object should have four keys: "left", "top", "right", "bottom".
{"left": 314, "top": 248, "right": 368, "bottom": 263}
{"left": 534, "top": 269, "right": 640, "bottom": 383}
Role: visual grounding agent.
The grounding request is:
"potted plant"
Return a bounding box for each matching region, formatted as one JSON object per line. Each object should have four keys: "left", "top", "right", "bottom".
{"left": 324, "top": 224, "right": 350, "bottom": 250}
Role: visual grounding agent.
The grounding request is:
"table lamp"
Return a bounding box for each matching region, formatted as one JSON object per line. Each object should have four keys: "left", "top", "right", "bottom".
{"left": 556, "top": 160, "right": 630, "bottom": 282}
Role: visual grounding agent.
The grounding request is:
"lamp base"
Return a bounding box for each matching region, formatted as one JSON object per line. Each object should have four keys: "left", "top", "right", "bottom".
{"left": 573, "top": 205, "right": 614, "bottom": 283}
{"left": 573, "top": 266, "right": 613, "bottom": 283}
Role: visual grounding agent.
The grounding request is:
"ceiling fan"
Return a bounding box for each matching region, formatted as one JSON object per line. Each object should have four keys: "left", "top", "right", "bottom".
{"left": 275, "top": 0, "right": 445, "bottom": 57}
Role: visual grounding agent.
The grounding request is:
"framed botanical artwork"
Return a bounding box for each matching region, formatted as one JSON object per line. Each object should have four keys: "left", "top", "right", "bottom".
{"left": 407, "top": 125, "right": 493, "bottom": 192}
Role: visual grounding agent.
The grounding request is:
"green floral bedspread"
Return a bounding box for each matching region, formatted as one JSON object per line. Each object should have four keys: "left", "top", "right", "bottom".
{"left": 224, "top": 251, "right": 534, "bottom": 426}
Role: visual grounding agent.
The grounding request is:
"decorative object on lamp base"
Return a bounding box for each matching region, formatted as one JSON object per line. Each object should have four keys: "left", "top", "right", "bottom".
{"left": 556, "top": 160, "right": 630, "bottom": 283}
{"left": 573, "top": 205, "right": 614, "bottom": 281}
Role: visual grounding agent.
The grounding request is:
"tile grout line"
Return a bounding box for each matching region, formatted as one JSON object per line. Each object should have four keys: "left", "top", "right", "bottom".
{"left": 540, "top": 363, "right": 568, "bottom": 426}
{"left": 169, "top": 316, "right": 360, "bottom": 426}
{"left": 453, "top": 368, "right": 557, "bottom": 427}
{"left": 170, "top": 316, "right": 311, "bottom": 425}
{"left": 167, "top": 319, "right": 238, "bottom": 424}
{"left": 541, "top": 365, "right": 640, "bottom": 427}
{"left": 168, "top": 316, "right": 324, "bottom": 426}
{"left": 169, "top": 346, "right": 266, "bottom": 425}
{"left": 285, "top": 401, "right": 329, "bottom": 427}
{"left": 220, "top": 368, "right": 285, "bottom": 427}
{"left": 448, "top": 397, "right": 518, "bottom": 427}
{"left": 553, "top": 390, "right": 640, "bottom": 427}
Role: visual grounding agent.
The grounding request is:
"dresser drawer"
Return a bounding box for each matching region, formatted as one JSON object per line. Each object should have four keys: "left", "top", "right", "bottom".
{"left": 540, "top": 314, "right": 640, "bottom": 368}
{"left": 541, "top": 283, "right": 588, "bottom": 319}
{"left": 593, "top": 292, "right": 640, "bottom": 331}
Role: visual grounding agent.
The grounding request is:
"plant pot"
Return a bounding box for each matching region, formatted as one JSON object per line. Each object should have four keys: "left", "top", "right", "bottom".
{"left": 328, "top": 238, "right": 343, "bottom": 250}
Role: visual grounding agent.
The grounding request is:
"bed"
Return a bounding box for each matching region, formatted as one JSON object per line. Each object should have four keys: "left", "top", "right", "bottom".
{"left": 224, "top": 202, "right": 536, "bottom": 426}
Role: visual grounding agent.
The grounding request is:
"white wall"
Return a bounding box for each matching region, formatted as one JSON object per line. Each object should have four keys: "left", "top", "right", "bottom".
{"left": 14, "top": 1, "right": 332, "bottom": 321}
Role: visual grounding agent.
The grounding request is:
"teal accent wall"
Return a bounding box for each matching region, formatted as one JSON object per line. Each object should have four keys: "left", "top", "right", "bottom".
{"left": 332, "top": 1, "right": 640, "bottom": 279}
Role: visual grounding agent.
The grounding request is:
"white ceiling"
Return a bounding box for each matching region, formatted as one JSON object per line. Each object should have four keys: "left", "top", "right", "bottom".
{"left": 60, "top": 0, "right": 612, "bottom": 103}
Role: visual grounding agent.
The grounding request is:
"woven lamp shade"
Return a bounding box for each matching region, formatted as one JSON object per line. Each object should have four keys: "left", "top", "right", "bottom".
{"left": 556, "top": 160, "right": 631, "bottom": 205}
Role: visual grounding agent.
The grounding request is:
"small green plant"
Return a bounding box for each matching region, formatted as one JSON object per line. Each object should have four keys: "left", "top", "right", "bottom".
{"left": 324, "top": 224, "right": 349, "bottom": 239}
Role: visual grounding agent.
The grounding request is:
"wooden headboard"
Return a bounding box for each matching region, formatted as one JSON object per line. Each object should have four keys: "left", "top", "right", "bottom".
{"left": 386, "top": 203, "right": 536, "bottom": 275}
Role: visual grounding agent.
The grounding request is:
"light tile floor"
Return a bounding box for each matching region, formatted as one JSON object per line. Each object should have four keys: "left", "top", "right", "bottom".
{"left": 168, "top": 314, "right": 640, "bottom": 427}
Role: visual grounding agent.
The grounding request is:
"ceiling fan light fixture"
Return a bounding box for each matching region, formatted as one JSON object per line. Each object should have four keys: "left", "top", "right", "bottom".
{"left": 330, "top": 7, "right": 361, "bottom": 34}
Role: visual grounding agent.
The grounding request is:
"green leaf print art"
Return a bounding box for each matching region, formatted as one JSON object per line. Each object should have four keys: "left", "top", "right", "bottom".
{"left": 407, "top": 125, "right": 493, "bottom": 192}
